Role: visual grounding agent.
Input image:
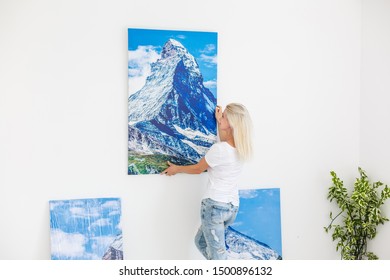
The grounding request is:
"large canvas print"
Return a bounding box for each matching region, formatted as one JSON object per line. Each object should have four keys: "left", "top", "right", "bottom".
{"left": 49, "top": 198, "right": 123, "bottom": 260}
{"left": 226, "top": 188, "right": 283, "bottom": 260}
{"left": 128, "top": 28, "right": 218, "bottom": 175}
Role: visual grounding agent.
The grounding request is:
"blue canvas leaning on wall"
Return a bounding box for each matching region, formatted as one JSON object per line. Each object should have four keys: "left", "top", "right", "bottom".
{"left": 49, "top": 198, "right": 123, "bottom": 260}
{"left": 127, "top": 28, "right": 218, "bottom": 175}
{"left": 226, "top": 188, "right": 283, "bottom": 260}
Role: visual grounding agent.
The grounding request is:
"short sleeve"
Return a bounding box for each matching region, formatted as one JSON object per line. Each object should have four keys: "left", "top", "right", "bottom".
{"left": 205, "top": 143, "right": 224, "bottom": 168}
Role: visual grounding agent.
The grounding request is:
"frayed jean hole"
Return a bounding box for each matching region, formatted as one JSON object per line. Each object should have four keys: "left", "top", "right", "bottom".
{"left": 210, "top": 229, "right": 219, "bottom": 242}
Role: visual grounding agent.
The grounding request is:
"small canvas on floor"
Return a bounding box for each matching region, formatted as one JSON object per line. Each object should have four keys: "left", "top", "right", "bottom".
{"left": 226, "top": 188, "right": 282, "bottom": 260}
{"left": 49, "top": 197, "right": 123, "bottom": 260}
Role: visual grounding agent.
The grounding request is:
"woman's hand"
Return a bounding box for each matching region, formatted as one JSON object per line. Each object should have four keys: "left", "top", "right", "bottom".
{"left": 161, "top": 161, "right": 179, "bottom": 176}
{"left": 215, "top": 105, "right": 222, "bottom": 124}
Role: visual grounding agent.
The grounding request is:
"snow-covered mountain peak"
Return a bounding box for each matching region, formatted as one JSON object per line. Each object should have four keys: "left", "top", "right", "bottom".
{"left": 161, "top": 39, "right": 186, "bottom": 59}
{"left": 226, "top": 226, "right": 282, "bottom": 260}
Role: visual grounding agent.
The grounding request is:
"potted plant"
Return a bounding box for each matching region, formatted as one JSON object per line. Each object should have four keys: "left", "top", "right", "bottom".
{"left": 324, "top": 167, "right": 390, "bottom": 260}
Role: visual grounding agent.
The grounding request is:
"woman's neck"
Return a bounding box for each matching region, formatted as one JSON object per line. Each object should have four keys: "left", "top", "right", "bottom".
{"left": 226, "top": 138, "right": 235, "bottom": 148}
{"left": 219, "top": 129, "right": 235, "bottom": 148}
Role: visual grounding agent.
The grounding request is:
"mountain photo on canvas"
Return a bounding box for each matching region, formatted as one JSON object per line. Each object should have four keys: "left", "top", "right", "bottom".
{"left": 127, "top": 29, "right": 218, "bottom": 175}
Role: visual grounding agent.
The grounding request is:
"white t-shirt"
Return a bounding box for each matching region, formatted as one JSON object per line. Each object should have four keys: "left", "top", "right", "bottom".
{"left": 204, "top": 141, "right": 243, "bottom": 206}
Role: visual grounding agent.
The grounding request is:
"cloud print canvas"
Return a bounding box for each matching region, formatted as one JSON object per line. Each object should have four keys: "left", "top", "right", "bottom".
{"left": 127, "top": 28, "right": 218, "bottom": 175}
{"left": 49, "top": 198, "right": 122, "bottom": 260}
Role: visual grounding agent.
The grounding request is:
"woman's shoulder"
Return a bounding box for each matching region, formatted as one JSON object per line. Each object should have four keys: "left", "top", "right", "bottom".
{"left": 207, "top": 141, "right": 225, "bottom": 155}
{"left": 210, "top": 141, "right": 235, "bottom": 152}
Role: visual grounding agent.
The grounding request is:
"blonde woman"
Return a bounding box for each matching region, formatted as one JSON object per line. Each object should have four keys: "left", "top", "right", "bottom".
{"left": 161, "top": 103, "right": 253, "bottom": 260}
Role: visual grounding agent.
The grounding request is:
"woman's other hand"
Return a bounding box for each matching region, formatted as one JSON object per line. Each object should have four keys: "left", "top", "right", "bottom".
{"left": 161, "top": 161, "right": 179, "bottom": 176}
{"left": 215, "top": 105, "right": 222, "bottom": 124}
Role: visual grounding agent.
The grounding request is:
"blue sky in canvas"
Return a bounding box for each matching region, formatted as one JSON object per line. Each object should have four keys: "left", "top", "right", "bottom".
{"left": 232, "top": 188, "right": 282, "bottom": 256}
{"left": 128, "top": 28, "right": 217, "bottom": 97}
{"left": 49, "top": 198, "right": 122, "bottom": 260}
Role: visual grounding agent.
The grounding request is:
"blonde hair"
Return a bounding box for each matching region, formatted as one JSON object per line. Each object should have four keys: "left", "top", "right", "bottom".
{"left": 225, "top": 103, "right": 253, "bottom": 161}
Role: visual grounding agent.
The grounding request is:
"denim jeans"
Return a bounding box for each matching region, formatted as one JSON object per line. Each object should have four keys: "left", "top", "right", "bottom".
{"left": 194, "top": 198, "right": 238, "bottom": 260}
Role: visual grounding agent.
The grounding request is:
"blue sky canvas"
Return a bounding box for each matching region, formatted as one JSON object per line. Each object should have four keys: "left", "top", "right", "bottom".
{"left": 128, "top": 28, "right": 218, "bottom": 175}
{"left": 49, "top": 198, "right": 122, "bottom": 260}
{"left": 226, "top": 188, "right": 283, "bottom": 260}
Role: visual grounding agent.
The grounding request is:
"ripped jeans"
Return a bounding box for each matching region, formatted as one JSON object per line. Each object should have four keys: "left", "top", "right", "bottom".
{"left": 195, "top": 198, "right": 238, "bottom": 260}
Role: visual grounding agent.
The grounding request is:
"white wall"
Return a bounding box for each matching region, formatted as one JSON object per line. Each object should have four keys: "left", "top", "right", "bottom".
{"left": 0, "top": 0, "right": 363, "bottom": 260}
{"left": 360, "top": 0, "right": 390, "bottom": 259}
